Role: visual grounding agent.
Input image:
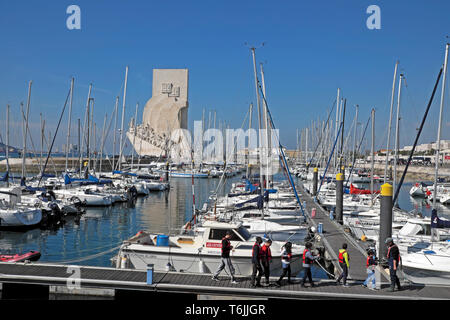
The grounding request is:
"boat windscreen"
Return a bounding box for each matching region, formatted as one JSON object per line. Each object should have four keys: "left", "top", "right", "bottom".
{"left": 236, "top": 226, "right": 251, "bottom": 240}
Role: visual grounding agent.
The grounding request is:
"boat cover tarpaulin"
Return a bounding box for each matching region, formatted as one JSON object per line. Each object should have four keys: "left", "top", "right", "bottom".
{"left": 235, "top": 191, "right": 269, "bottom": 209}
{"left": 431, "top": 209, "right": 450, "bottom": 229}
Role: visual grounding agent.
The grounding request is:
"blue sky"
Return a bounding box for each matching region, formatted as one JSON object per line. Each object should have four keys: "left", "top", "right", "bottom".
{"left": 0, "top": 0, "right": 449, "bottom": 154}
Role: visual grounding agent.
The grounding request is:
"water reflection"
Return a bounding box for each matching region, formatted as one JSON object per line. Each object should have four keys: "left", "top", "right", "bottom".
{"left": 0, "top": 175, "right": 242, "bottom": 267}
{"left": 3, "top": 177, "right": 449, "bottom": 268}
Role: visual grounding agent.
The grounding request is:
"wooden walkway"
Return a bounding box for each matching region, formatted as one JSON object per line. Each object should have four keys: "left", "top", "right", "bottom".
{"left": 297, "top": 183, "right": 377, "bottom": 282}
{"left": 0, "top": 262, "right": 449, "bottom": 300}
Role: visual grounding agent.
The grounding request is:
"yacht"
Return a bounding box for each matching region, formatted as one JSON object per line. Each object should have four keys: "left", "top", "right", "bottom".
{"left": 115, "top": 220, "right": 304, "bottom": 276}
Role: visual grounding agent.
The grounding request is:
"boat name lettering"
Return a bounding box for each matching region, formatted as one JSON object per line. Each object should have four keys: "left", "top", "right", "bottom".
{"left": 206, "top": 242, "right": 221, "bottom": 248}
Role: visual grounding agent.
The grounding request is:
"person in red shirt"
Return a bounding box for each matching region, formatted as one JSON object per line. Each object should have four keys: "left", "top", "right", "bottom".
{"left": 260, "top": 239, "right": 272, "bottom": 286}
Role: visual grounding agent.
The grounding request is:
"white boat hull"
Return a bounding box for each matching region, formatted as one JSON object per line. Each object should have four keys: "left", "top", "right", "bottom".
{"left": 0, "top": 208, "right": 42, "bottom": 228}
{"left": 119, "top": 246, "right": 303, "bottom": 277}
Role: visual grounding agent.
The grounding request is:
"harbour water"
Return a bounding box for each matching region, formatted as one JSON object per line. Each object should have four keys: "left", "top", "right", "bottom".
{"left": 0, "top": 175, "right": 447, "bottom": 279}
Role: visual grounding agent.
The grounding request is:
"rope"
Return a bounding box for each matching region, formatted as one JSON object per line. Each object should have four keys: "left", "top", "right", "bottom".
{"left": 313, "top": 259, "right": 336, "bottom": 279}
{"left": 53, "top": 245, "right": 121, "bottom": 264}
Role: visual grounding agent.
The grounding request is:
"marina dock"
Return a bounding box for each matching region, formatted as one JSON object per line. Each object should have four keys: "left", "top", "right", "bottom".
{"left": 297, "top": 182, "right": 378, "bottom": 282}
{"left": 0, "top": 261, "right": 449, "bottom": 300}
{"left": 1, "top": 181, "right": 449, "bottom": 300}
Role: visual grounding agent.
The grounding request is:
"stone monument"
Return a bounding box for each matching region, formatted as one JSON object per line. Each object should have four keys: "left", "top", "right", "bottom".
{"left": 127, "top": 69, "right": 190, "bottom": 161}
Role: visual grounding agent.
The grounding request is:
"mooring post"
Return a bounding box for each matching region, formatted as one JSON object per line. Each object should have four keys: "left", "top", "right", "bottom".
{"left": 379, "top": 183, "right": 393, "bottom": 263}
{"left": 312, "top": 167, "right": 318, "bottom": 197}
{"left": 336, "top": 172, "right": 344, "bottom": 225}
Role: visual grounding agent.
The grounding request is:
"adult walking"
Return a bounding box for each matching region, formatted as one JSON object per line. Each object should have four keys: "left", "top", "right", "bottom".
{"left": 251, "top": 236, "right": 263, "bottom": 287}
{"left": 211, "top": 231, "right": 237, "bottom": 284}
{"left": 362, "top": 249, "right": 378, "bottom": 290}
{"left": 385, "top": 237, "right": 401, "bottom": 292}
{"left": 275, "top": 241, "right": 293, "bottom": 286}
{"left": 301, "top": 242, "right": 320, "bottom": 287}
{"left": 260, "top": 239, "right": 273, "bottom": 286}
{"left": 336, "top": 243, "right": 350, "bottom": 287}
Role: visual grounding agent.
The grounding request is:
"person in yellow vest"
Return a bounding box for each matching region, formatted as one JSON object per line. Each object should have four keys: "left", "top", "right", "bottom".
{"left": 336, "top": 243, "right": 350, "bottom": 287}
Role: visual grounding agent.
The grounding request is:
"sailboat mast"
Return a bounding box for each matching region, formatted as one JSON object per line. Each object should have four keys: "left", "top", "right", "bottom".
{"left": 250, "top": 47, "right": 264, "bottom": 213}
{"left": 353, "top": 105, "right": 359, "bottom": 166}
{"left": 334, "top": 88, "right": 340, "bottom": 169}
{"left": 131, "top": 102, "right": 139, "bottom": 170}
{"left": 260, "top": 63, "right": 271, "bottom": 188}
{"left": 393, "top": 74, "right": 404, "bottom": 199}
{"left": 112, "top": 96, "right": 119, "bottom": 172}
{"left": 119, "top": 66, "right": 129, "bottom": 171}
{"left": 80, "top": 84, "right": 92, "bottom": 177}
{"left": 65, "top": 77, "right": 74, "bottom": 173}
{"left": 246, "top": 103, "right": 253, "bottom": 179}
{"left": 433, "top": 43, "right": 449, "bottom": 208}
{"left": 6, "top": 105, "right": 10, "bottom": 186}
{"left": 370, "top": 108, "right": 375, "bottom": 196}
{"left": 384, "top": 61, "right": 399, "bottom": 183}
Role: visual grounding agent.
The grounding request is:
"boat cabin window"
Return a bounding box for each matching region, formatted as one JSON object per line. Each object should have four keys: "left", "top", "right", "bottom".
{"left": 235, "top": 226, "right": 251, "bottom": 241}
{"left": 208, "top": 229, "right": 242, "bottom": 241}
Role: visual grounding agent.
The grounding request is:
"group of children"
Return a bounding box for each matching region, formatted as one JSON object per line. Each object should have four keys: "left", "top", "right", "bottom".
{"left": 212, "top": 231, "right": 396, "bottom": 291}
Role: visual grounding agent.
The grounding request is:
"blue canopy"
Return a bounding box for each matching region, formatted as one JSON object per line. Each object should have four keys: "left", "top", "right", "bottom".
{"left": 64, "top": 174, "right": 112, "bottom": 185}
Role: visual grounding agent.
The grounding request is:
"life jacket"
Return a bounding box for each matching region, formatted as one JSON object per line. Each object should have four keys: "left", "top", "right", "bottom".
{"left": 252, "top": 243, "right": 261, "bottom": 261}
{"left": 338, "top": 249, "right": 347, "bottom": 264}
{"left": 366, "top": 256, "right": 373, "bottom": 267}
{"left": 221, "top": 237, "right": 232, "bottom": 255}
{"left": 261, "top": 245, "right": 272, "bottom": 262}
{"left": 303, "top": 249, "right": 313, "bottom": 264}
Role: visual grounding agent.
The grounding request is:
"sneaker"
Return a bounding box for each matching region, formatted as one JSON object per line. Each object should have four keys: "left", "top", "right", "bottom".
{"left": 231, "top": 279, "right": 238, "bottom": 284}
{"left": 275, "top": 281, "right": 281, "bottom": 287}
{"left": 211, "top": 276, "right": 219, "bottom": 282}
{"left": 362, "top": 284, "right": 367, "bottom": 288}
{"left": 343, "top": 284, "right": 350, "bottom": 287}
{"left": 369, "top": 287, "right": 378, "bottom": 291}
{"left": 335, "top": 280, "right": 341, "bottom": 285}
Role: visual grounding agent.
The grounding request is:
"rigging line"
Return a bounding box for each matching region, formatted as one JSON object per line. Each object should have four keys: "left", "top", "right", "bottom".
{"left": 257, "top": 84, "right": 305, "bottom": 217}
{"left": 307, "top": 99, "right": 337, "bottom": 168}
{"left": 38, "top": 87, "right": 71, "bottom": 187}
{"left": 344, "top": 116, "right": 371, "bottom": 188}
{"left": 393, "top": 67, "right": 443, "bottom": 205}
{"left": 212, "top": 106, "right": 251, "bottom": 198}
{"left": 20, "top": 107, "right": 42, "bottom": 172}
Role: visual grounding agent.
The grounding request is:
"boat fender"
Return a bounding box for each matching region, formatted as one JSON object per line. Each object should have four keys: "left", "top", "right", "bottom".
{"left": 121, "top": 255, "right": 128, "bottom": 269}
{"left": 198, "top": 259, "right": 207, "bottom": 273}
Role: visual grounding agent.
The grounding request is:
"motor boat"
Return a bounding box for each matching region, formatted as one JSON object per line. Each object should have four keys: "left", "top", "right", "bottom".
{"left": 114, "top": 220, "right": 304, "bottom": 276}
{"left": 409, "top": 182, "right": 430, "bottom": 198}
